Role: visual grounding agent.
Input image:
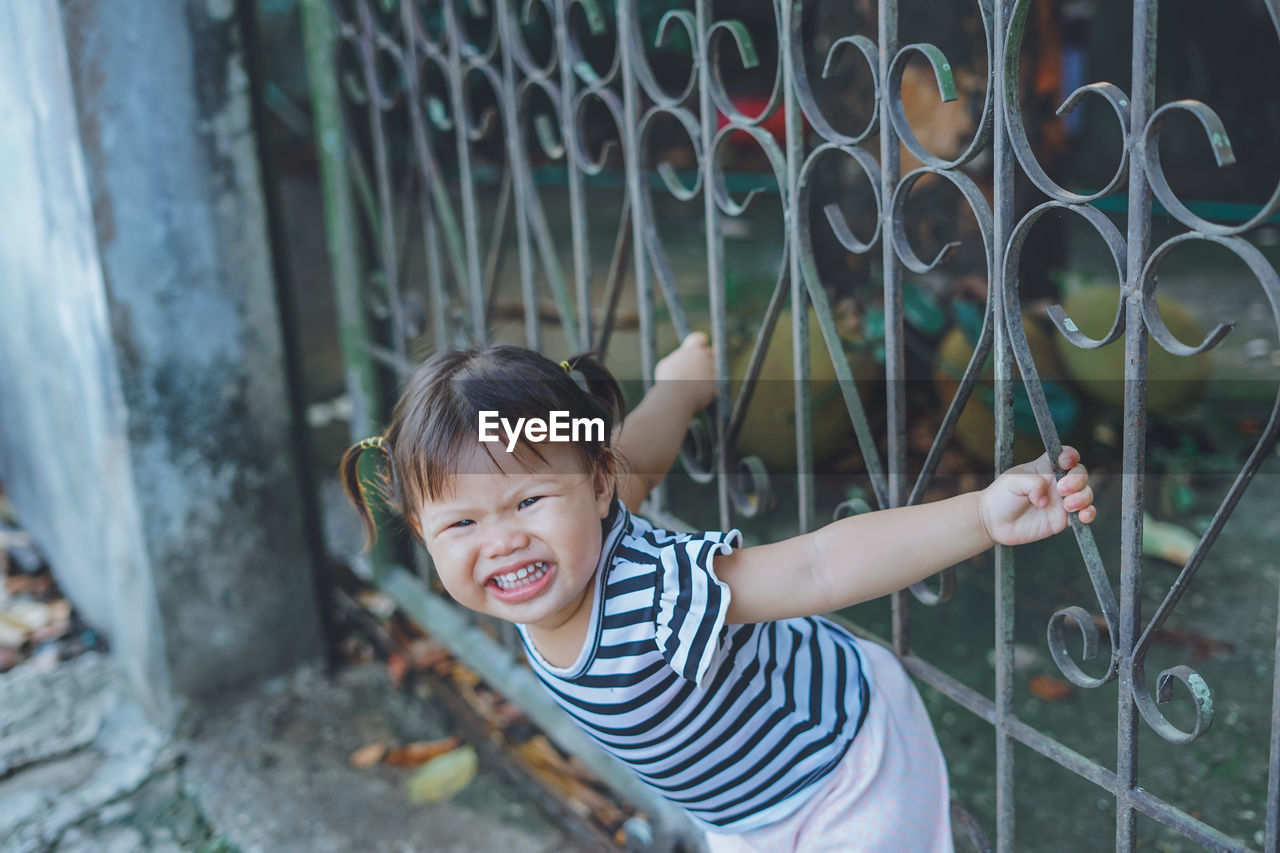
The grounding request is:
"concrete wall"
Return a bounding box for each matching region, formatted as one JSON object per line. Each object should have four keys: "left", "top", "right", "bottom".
{"left": 0, "top": 0, "right": 322, "bottom": 719}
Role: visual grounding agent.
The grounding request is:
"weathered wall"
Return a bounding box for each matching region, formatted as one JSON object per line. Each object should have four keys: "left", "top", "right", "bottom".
{"left": 0, "top": 1, "right": 172, "bottom": 711}
{"left": 0, "top": 0, "right": 322, "bottom": 717}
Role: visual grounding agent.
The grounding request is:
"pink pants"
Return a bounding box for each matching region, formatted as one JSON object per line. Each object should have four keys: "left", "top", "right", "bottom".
{"left": 705, "top": 640, "right": 954, "bottom": 852}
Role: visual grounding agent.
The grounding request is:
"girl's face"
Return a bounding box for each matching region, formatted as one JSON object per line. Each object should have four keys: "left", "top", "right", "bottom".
{"left": 417, "top": 441, "right": 613, "bottom": 636}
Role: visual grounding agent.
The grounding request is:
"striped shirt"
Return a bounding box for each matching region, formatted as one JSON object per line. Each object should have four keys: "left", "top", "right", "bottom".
{"left": 517, "top": 502, "right": 871, "bottom": 832}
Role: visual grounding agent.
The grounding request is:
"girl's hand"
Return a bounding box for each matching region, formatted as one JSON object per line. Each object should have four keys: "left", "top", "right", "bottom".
{"left": 978, "top": 446, "right": 1097, "bottom": 547}
{"left": 654, "top": 332, "right": 716, "bottom": 413}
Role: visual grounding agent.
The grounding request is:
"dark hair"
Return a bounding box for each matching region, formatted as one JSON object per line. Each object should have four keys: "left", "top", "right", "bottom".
{"left": 340, "top": 346, "right": 626, "bottom": 548}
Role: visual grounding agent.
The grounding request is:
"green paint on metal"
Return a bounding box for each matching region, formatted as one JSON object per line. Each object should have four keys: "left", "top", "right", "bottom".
{"left": 573, "top": 59, "right": 601, "bottom": 86}
{"left": 1187, "top": 672, "right": 1213, "bottom": 718}
{"left": 299, "top": 0, "right": 388, "bottom": 578}
{"left": 427, "top": 97, "right": 452, "bottom": 130}
{"left": 918, "top": 44, "right": 958, "bottom": 102}
{"left": 1063, "top": 317, "right": 1079, "bottom": 333}
{"left": 578, "top": 0, "right": 607, "bottom": 35}
{"left": 721, "top": 20, "right": 759, "bottom": 69}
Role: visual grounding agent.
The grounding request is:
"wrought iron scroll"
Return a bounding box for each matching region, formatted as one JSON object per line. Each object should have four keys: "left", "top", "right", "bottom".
{"left": 304, "top": 0, "right": 1280, "bottom": 849}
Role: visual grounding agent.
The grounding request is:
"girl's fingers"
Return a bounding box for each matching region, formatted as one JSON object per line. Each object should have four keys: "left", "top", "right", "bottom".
{"left": 1063, "top": 485, "right": 1094, "bottom": 513}
{"left": 1058, "top": 445, "right": 1081, "bottom": 471}
{"left": 1057, "top": 463, "right": 1089, "bottom": 496}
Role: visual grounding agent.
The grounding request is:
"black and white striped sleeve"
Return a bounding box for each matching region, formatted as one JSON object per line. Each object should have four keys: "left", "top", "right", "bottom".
{"left": 653, "top": 529, "right": 742, "bottom": 687}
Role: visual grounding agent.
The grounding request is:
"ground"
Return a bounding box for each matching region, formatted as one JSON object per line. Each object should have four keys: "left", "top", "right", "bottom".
{"left": 0, "top": 653, "right": 581, "bottom": 853}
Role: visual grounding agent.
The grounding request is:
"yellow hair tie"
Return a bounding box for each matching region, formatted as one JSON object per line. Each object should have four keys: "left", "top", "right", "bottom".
{"left": 359, "top": 436, "right": 386, "bottom": 451}
{"left": 559, "top": 360, "right": 572, "bottom": 373}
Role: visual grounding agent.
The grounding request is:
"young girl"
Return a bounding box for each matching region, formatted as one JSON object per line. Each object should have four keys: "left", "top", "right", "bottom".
{"left": 341, "top": 333, "right": 1096, "bottom": 851}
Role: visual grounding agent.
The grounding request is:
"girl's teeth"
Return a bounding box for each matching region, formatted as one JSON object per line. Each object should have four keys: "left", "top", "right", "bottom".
{"left": 494, "top": 561, "right": 548, "bottom": 590}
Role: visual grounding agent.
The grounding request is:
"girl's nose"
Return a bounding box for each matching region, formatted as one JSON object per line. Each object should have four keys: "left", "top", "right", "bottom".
{"left": 482, "top": 524, "right": 530, "bottom": 559}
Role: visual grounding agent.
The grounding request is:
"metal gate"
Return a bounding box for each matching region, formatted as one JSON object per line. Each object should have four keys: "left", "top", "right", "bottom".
{"left": 297, "top": 0, "right": 1280, "bottom": 848}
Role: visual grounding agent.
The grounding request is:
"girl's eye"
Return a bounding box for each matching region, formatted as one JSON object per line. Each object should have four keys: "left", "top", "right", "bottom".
{"left": 518, "top": 496, "right": 542, "bottom": 509}
{"left": 449, "top": 519, "right": 474, "bottom": 529}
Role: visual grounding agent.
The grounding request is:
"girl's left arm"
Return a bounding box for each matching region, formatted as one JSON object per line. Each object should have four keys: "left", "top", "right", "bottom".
{"left": 714, "top": 447, "right": 1096, "bottom": 623}
{"left": 614, "top": 333, "right": 716, "bottom": 511}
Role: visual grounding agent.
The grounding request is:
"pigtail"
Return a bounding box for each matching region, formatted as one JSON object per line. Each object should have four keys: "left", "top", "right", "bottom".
{"left": 562, "top": 352, "right": 629, "bottom": 484}
{"left": 339, "top": 436, "right": 393, "bottom": 552}
{"left": 564, "top": 351, "right": 626, "bottom": 428}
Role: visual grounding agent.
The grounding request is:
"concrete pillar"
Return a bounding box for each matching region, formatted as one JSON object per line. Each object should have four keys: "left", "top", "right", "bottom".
{"left": 0, "top": 0, "right": 322, "bottom": 720}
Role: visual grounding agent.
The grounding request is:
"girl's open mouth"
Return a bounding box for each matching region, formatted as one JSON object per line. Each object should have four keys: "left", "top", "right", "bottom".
{"left": 486, "top": 560, "right": 555, "bottom": 603}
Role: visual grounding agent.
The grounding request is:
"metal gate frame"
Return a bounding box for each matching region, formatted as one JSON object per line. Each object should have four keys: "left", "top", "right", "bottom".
{"left": 298, "top": 1, "right": 1280, "bottom": 849}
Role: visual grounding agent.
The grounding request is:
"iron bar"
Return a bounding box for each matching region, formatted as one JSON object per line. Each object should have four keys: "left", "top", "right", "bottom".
{"left": 1115, "top": 1, "right": 1158, "bottom": 848}
{"left": 993, "top": 0, "right": 1018, "bottom": 845}
{"left": 554, "top": 1, "right": 591, "bottom": 351}
{"left": 696, "top": 0, "right": 731, "bottom": 532}
{"left": 878, "top": 0, "right": 912, "bottom": 665}
{"left": 1269, "top": 575, "right": 1280, "bottom": 850}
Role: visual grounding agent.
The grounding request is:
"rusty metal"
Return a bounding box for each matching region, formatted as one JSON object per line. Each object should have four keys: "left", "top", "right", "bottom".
{"left": 303, "top": 0, "right": 1280, "bottom": 849}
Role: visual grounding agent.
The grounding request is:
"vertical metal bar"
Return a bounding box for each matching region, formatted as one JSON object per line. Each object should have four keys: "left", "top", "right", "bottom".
{"left": 992, "top": 0, "right": 1018, "bottom": 847}
{"left": 696, "top": 0, "right": 731, "bottom": 531}
{"left": 1117, "top": 2, "right": 1157, "bottom": 849}
{"left": 299, "top": 0, "right": 378, "bottom": 442}
{"left": 554, "top": 1, "right": 591, "bottom": 351}
{"left": 494, "top": 2, "right": 541, "bottom": 350}
{"left": 298, "top": 0, "right": 390, "bottom": 585}
{"left": 443, "top": 1, "right": 487, "bottom": 342}
{"left": 1268, "top": 574, "right": 1280, "bottom": 851}
{"left": 782, "top": 0, "right": 813, "bottom": 534}
{"left": 616, "top": 4, "right": 652, "bottom": 372}
{"left": 423, "top": 185, "right": 449, "bottom": 349}
{"left": 878, "top": 0, "right": 908, "bottom": 657}
{"left": 358, "top": 5, "right": 406, "bottom": 360}
{"left": 616, "top": 0, "right": 664, "bottom": 521}
{"left": 399, "top": 8, "right": 449, "bottom": 351}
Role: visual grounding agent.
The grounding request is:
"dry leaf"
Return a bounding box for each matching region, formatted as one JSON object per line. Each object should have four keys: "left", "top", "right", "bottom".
{"left": 407, "top": 638, "right": 451, "bottom": 670}
{"left": 458, "top": 684, "right": 500, "bottom": 721}
{"left": 515, "top": 736, "right": 623, "bottom": 825}
{"left": 2, "top": 599, "right": 54, "bottom": 631}
{"left": 517, "top": 736, "right": 569, "bottom": 771}
{"left": 386, "top": 652, "right": 409, "bottom": 688}
{"left": 447, "top": 661, "right": 481, "bottom": 688}
{"left": 0, "top": 618, "right": 24, "bottom": 650}
{"left": 355, "top": 589, "right": 397, "bottom": 619}
{"left": 349, "top": 742, "right": 389, "bottom": 768}
{"left": 385, "top": 737, "right": 463, "bottom": 767}
{"left": 526, "top": 761, "right": 621, "bottom": 824}
{"left": 407, "top": 744, "right": 478, "bottom": 804}
{"left": 493, "top": 701, "right": 525, "bottom": 727}
{"left": 1029, "top": 674, "right": 1073, "bottom": 702}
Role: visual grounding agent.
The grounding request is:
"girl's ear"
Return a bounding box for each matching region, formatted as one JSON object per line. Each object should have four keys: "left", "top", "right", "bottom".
{"left": 593, "top": 461, "right": 615, "bottom": 518}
